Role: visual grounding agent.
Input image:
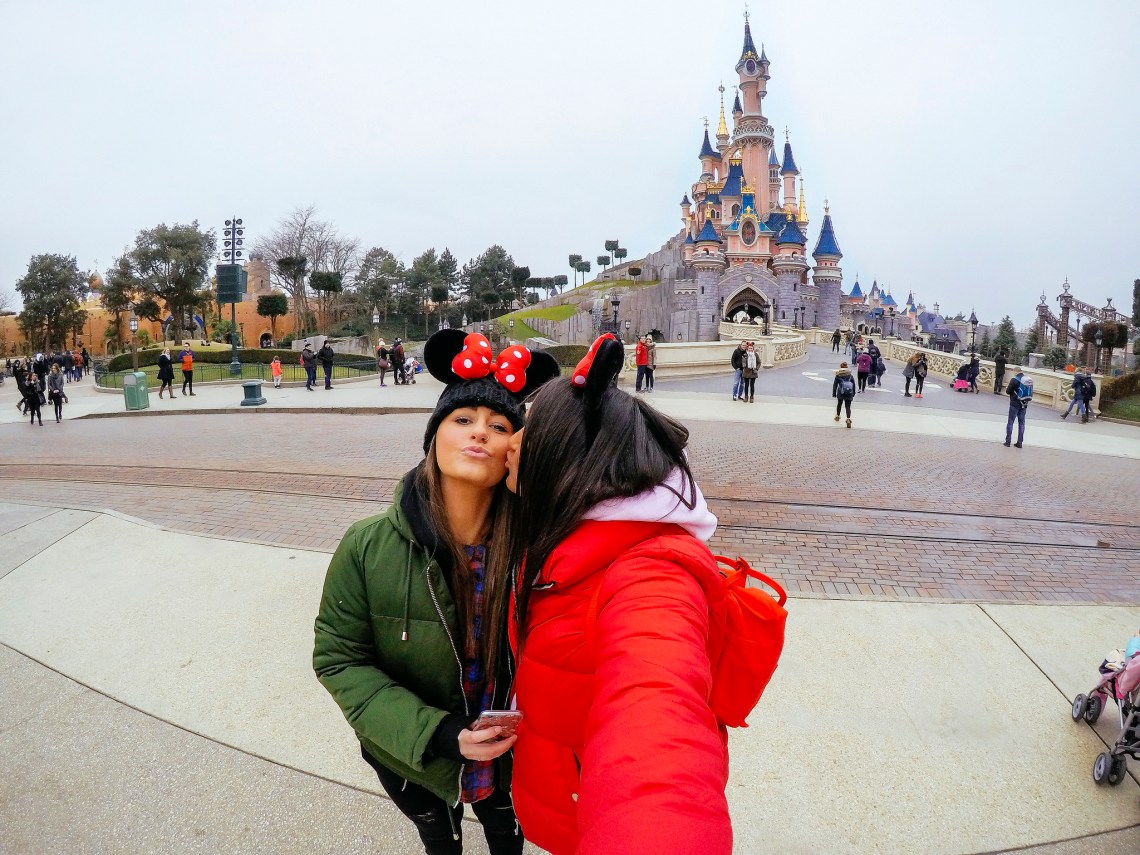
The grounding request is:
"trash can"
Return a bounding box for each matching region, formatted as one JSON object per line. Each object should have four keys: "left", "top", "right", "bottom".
{"left": 240, "top": 379, "right": 266, "bottom": 407}
{"left": 122, "top": 371, "right": 150, "bottom": 411}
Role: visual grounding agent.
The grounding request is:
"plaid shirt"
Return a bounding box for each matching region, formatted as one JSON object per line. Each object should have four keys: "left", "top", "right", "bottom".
{"left": 460, "top": 544, "right": 496, "bottom": 803}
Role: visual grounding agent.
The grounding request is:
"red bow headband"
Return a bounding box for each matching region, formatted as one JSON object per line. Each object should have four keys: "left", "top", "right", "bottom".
{"left": 571, "top": 333, "right": 618, "bottom": 388}
{"left": 451, "top": 333, "right": 533, "bottom": 394}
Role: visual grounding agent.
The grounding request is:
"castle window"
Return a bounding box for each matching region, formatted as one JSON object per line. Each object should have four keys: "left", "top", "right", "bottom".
{"left": 700, "top": 287, "right": 705, "bottom": 294}
{"left": 731, "top": 204, "right": 740, "bottom": 218}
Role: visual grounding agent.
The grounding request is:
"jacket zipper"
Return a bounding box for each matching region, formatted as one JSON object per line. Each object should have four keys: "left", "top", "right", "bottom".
{"left": 423, "top": 558, "right": 469, "bottom": 812}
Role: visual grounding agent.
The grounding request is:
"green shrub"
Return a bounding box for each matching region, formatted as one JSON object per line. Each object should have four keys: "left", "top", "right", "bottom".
{"left": 542, "top": 344, "right": 589, "bottom": 367}
{"left": 1102, "top": 370, "right": 1140, "bottom": 403}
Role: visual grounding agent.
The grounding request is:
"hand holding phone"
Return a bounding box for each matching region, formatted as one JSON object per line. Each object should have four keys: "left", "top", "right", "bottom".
{"left": 470, "top": 710, "right": 523, "bottom": 740}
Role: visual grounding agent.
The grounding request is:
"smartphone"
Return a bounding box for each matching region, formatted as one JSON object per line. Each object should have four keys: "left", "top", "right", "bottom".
{"left": 470, "top": 710, "right": 523, "bottom": 740}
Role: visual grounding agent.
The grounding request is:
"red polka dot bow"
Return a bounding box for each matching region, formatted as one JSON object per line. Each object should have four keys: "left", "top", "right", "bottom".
{"left": 451, "top": 333, "right": 534, "bottom": 394}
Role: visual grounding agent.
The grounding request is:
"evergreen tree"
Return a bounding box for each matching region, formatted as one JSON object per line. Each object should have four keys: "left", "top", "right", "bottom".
{"left": 257, "top": 293, "right": 289, "bottom": 345}
{"left": 129, "top": 221, "right": 216, "bottom": 342}
{"left": 438, "top": 248, "right": 460, "bottom": 302}
{"left": 1022, "top": 326, "right": 1040, "bottom": 361}
{"left": 978, "top": 328, "right": 993, "bottom": 358}
{"left": 406, "top": 249, "right": 441, "bottom": 335}
{"left": 355, "top": 247, "right": 404, "bottom": 323}
{"left": 993, "top": 315, "right": 1018, "bottom": 359}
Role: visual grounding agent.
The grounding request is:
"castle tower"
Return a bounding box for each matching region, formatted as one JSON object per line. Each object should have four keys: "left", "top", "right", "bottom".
{"left": 772, "top": 215, "right": 808, "bottom": 326}
{"left": 734, "top": 16, "right": 776, "bottom": 214}
{"left": 812, "top": 201, "right": 844, "bottom": 331}
{"left": 693, "top": 208, "right": 727, "bottom": 340}
{"left": 781, "top": 136, "right": 799, "bottom": 213}
{"left": 767, "top": 147, "right": 781, "bottom": 211}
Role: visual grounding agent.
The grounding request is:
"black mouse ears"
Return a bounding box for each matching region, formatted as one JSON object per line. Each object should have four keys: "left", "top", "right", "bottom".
{"left": 422, "top": 328, "right": 560, "bottom": 400}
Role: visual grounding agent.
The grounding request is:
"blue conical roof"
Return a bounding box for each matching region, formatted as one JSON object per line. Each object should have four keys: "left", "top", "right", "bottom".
{"left": 683, "top": 232, "right": 695, "bottom": 245}
{"left": 776, "top": 217, "right": 806, "bottom": 246}
{"left": 720, "top": 160, "right": 744, "bottom": 198}
{"left": 812, "top": 213, "right": 842, "bottom": 259}
{"left": 739, "top": 20, "right": 759, "bottom": 62}
{"left": 882, "top": 291, "right": 897, "bottom": 306}
{"left": 768, "top": 147, "right": 779, "bottom": 166}
{"left": 699, "top": 129, "right": 718, "bottom": 159}
{"left": 781, "top": 142, "right": 799, "bottom": 174}
{"left": 848, "top": 280, "right": 863, "bottom": 298}
{"left": 696, "top": 217, "right": 721, "bottom": 243}
{"left": 680, "top": 194, "right": 691, "bottom": 206}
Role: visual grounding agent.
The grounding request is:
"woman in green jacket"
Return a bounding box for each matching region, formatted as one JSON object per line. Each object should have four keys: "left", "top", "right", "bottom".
{"left": 314, "top": 329, "right": 558, "bottom": 855}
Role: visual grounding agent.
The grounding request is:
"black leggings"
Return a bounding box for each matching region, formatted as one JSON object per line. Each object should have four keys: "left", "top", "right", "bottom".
{"left": 836, "top": 396, "right": 852, "bottom": 418}
{"left": 915, "top": 375, "right": 925, "bottom": 395}
{"left": 182, "top": 370, "right": 193, "bottom": 394}
{"left": 50, "top": 392, "right": 63, "bottom": 420}
{"left": 26, "top": 396, "right": 41, "bottom": 423}
{"left": 857, "top": 372, "right": 869, "bottom": 391}
{"left": 742, "top": 376, "right": 756, "bottom": 398}
{"left": 360, "top": 746, "right": 522, "bottom": 855}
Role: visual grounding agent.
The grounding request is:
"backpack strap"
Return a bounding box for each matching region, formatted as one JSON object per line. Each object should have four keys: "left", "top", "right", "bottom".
{"left": 712, "top": 555, "right": 787, "bottom": 606}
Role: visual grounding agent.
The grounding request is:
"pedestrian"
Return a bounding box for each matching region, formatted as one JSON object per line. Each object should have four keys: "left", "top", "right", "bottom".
{"left": 313, "top": 328, "right": 559, "bottom": 855}
{"left": 967, "top": 356, "right": 981, "bottom": 394}
{"left": 178, "top": 344, "right": 196, "bottom": 396}
{"left": 63, "top": 349, "right": 74, "bottom": 383}
{"left": 993, "top": 350, "right": 1007, "bottom": 395}
{"left": 1079, "top": 369, "right": 1097, "bottom": 423}
{"left": 902, "top": 353, "right": 918, "bottom": 397}
{"left": 1004, "top": 369, "right": 1031, "bottom": 448}
{"left": 270, "top": 355, "right": 283, "bottom": 388}
{"left": 300, "top": 342, "right": 317, "bottom": 391}
{"left": 392, "top": 338, "right": 407, "bottom": 385}
{"left": 831, "top": 328, "right": 841, "bottom": 353}
{"left": 730, "top": 340, "right": 746, "bottom": 401}
{"left": 855, "top": 349, "right": 872, "bottom": 392}
{"left": 634, "top": 334, "right": 649, "bottom": 392}
{"left": 376, "top": 338, "right": 390, "bottom": 387}
{"left": 317, "top": 340, "right": 336, "bottom": 390}
{"left": 47, "top": 363, "right": 65, "bottom": 423}
{"left": 1061, "top": 369, "right": 1087, "bottom": 421}
{"left": 81, "top": 347, "right": 90, "bottom": 376}
{"left": 644, "top": 334, "right": 656, "bottom": 392}
{"left": 833, "top": 361, "right": 856, "bottom": 428}
{"left": 157, "top": 348, "right": 175, "bottom": 398}
{"left": 13, "top": 362, "right": 28, "bottom": 414}
{"left": 848, "top": 335, "right": 859, "bottom": 365}
{"left": 866, "top": 339, "right": 882, "bottom": 386}
{"left": 404, "top": 353, "right": 419, "bottom": 382}
{"left": 23, "top": 374, "right": 44, "bottom": 426}
{"left": 502, "top": 334, "right": 732, "bottom": 855}
{"left": 33, "top": 353, "right": 48, "bottom": 391}
{"left": 741, "top": 341, "right": 758, "bottom": 402}
{"left": 913, "top": 353, "right": 928, "bottom": 398}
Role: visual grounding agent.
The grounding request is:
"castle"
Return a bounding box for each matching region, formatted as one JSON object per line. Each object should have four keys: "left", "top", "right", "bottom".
{"left": 587, "top": 16, "right": 920, "bottom": 344}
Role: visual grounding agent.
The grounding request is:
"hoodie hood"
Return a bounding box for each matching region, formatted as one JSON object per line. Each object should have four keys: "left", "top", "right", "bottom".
{"left": 582, "top": 466, "right": 718, "bottom": 541}
{"left": 834, "top": 367, "right": 852, "bottom": 377}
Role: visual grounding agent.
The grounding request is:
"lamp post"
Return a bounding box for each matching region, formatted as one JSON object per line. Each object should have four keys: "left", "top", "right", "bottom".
{"left": 220, "top": 217, "right": 245, "bottom": 376}
{"left": 610, "top": 292, "right": 621, "bottom": 332}
{"left": 1095, "top": 329, "right": 1103, "bottom": 374}
{"left": 372, "top": 310, "right": 380, "bottom": 350}
{"left": 889, "top": 306, "right": 896, "bottom": 338}
{"left": 624, "top": 319, "right": 631, "bottom": 343}
{"left": 508, "top": 318, "right": 515, "bottom": 340}
{"left": 128, "top": 312, "right": 139, "bottom": 372}
{"left": 793, "top": 307, "right": 800, "bottom": 329}
{"left": 968, "top": 310, "right": 978, "bottom": 358}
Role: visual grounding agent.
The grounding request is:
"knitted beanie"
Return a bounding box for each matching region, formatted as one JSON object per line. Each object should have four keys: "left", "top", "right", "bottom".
{"left": 423, "top": 376, "right": 526, "bottom": 452}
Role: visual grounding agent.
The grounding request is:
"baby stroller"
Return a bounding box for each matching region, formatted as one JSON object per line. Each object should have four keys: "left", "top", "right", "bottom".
{"left": 1071, "top": 652, "right": 1140, "bottom": 786}
{"left": 952, "top": 363, "right": 970, "bottom": 392}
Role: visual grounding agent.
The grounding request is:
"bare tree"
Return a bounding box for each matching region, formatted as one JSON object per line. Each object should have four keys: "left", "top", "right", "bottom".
{"left": 251, "top": 206, "right": 359, "bottom": 335}
{"left": 0, "top": 286, "right": 16, "bottom": 314}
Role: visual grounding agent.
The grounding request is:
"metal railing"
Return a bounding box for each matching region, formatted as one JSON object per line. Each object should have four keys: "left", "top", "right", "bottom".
{"left": 94, "top": 359, "right": 380, "bottom": 389}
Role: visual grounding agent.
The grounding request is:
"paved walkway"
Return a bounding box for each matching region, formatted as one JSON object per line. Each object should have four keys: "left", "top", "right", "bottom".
{"left": 1, "top": 351, "right": 1139, "bottom": 852}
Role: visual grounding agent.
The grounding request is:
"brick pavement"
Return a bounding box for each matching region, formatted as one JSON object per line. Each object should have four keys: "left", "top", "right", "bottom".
{"left": 2, "top": 413, "right": 1137, "bottom": 603}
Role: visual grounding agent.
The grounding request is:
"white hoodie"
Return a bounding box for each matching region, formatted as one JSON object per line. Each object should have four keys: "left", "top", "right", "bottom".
{"left": 582, "top": 466, "right": 718, "bottom": 542}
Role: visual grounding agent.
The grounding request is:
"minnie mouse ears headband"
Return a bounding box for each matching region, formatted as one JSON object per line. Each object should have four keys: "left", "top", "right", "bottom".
{"left": 423, "top": 329, "right": 560, "bottom": 399}
{"left": 571, "top": 334, "right": 627, "bottom": 444}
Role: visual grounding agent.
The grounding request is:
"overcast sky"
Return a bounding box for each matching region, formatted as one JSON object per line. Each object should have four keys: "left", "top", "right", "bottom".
{"left": 2, "top": 0, "right": 1138, "bottom": 328}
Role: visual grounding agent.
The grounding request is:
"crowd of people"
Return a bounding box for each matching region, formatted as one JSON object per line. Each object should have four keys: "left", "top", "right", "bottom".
{"left": 6, "top": 350, "right": 88, "bottom": 425}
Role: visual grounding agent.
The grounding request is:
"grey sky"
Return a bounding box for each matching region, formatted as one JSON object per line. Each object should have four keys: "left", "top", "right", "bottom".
{"left": 2, "top": 0, "right": 1138, "bottom": 328}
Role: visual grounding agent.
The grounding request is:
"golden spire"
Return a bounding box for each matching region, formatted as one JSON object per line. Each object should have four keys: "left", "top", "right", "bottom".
{"left": 797, "top": 178, "right": 808, "bottom": 223}
{"left": 717, "top": 83, "right": 728, "bottom": 138}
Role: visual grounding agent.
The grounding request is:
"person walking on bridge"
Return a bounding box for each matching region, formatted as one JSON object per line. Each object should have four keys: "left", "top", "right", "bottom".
{"left": 993, "top": 350, "right": 1007, "bottom": 394}
{"left": 831, "top": 328, "right": 842, "bottom": 353}
{"left": 833, "top": 361, "right": 856, "bottom": 428}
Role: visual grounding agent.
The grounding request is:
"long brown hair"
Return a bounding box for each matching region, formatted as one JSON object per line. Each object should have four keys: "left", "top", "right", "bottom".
{"left": 419, "top": 437, "right": 515, "bottom": 682}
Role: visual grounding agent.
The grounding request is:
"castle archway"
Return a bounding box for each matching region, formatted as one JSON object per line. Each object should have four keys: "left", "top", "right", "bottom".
{"left": 723, "top": 285, "right": 772, "bottom": 322}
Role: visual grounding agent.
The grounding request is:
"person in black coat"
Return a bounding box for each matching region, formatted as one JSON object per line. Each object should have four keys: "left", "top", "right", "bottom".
{"left": 317, "top": 342, "right": 336, "bottom": 389}
{"left": 866, "top": 340, "right": 882, "bottom": 386}
{"left": 993, "top": 351, "right": 1007, "bottom": 394}
{"left": 156, "top": 348, "right": 176, "bottom": 399}
{"left": 23, "top": 376, "right": 43, "bottom": 426}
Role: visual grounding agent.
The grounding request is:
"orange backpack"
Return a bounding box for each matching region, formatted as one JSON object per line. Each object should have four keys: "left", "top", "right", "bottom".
{"left": 588, "top": 554, "right": 787, "bottom": 728}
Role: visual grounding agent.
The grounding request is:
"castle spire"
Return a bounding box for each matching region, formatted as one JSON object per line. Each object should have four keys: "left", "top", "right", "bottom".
{"left": 797, "top": 178, "right": 808, "bottom": 223}
{"left": 716, "top": 83, "right": 729, "bottom": 139}
{"left": 739, "top": 12, "right": 759, "bottom": 63}
{"left": 813, "top": 206, "right": 843, "bottom": 259}
{"left": 698, "top": 125, "right": 718, "bottom": 160}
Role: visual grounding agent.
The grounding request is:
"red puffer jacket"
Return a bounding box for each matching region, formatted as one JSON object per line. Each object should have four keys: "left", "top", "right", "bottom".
{"left": 511, "top": 519, "right": 731, "bottom": 855}
{"left": 634, "top": 341, "right": 648, "bottom": 366}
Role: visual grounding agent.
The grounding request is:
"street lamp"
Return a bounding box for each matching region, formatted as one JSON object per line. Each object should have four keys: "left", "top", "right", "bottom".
{"left": 372, "top": 310, "right": 380, "bottom": 350}
{"left": 1095, "top": 329, "right": 1103, "bottom": 374}
{"left": 128, "top": 311, "right": 139, "bottom": 372}
{"left": 221, "top": 216, "right": 244, "bottom": 376}
{"left": 508, "top": 318, "right": 515, "bottom": 340}
{"left": 624, "top": 319, "right": 631, "bottom": 342}
{"left": 888, "top": 306, "right": 896, "bottom": 338}
{"left": 968, "top": 310, "right": 979, "bottom": 358}
{"left": 610, "top": 292, "right": 621, "bottom": 330}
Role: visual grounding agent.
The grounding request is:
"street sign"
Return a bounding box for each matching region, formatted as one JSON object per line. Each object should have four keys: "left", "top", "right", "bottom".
{"left": 216, "top": 264, "right": 247, "bottom": 304}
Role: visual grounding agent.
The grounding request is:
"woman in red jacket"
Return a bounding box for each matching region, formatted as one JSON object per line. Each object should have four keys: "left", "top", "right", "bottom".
{"left": 503, "top": 334, "right": 731, "bottom": 855}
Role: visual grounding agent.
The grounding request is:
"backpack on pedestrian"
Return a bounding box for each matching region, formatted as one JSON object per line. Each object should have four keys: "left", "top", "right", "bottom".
{"left": 587, "top": 554, "right": 786, "bottom": 729}
{"left": 1016, "top": 376, "right": 1034, "bottom": 408}
{"left": 836, "top": 375, "right": 856, "bottom": 398}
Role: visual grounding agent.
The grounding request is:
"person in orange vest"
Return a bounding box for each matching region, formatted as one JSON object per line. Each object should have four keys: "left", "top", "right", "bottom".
{"left": 270, "top": 355, "right": 283, "bottom": 388}
{"left": 178, "top": 344, "right": 196, "bottom": 396}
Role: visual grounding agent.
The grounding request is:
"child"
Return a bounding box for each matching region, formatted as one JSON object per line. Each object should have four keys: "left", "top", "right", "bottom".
{"left": 270, "top": 356, "right": 283, "bottom": 388}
